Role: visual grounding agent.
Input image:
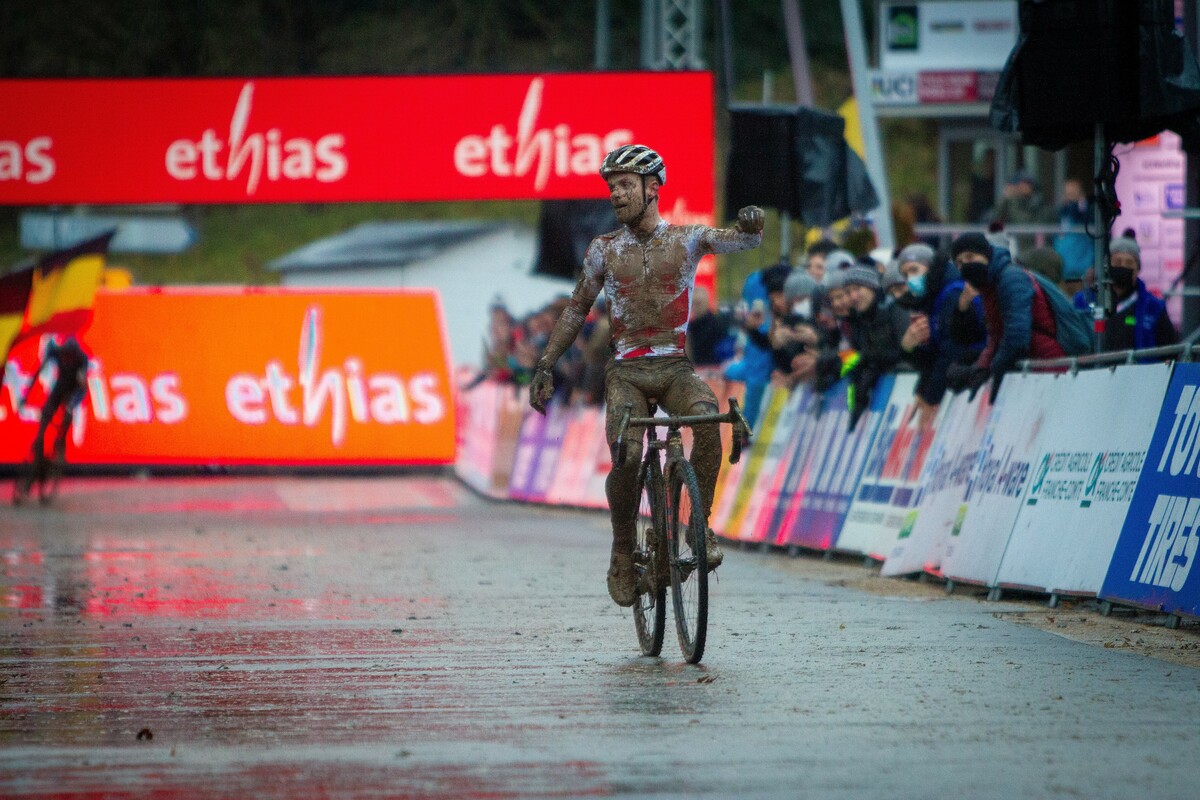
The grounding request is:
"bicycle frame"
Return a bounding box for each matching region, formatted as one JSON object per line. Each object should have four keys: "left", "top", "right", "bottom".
{"left": 612, "top": 397, "right": 751, "bottom": 470}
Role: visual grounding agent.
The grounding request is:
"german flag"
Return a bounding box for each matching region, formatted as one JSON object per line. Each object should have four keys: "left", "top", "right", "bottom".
{"left": 2, "top": 231, "right": 113, "bottom": 362}
{"left": 0, "top": 265, "right": 34, "bottom": 362}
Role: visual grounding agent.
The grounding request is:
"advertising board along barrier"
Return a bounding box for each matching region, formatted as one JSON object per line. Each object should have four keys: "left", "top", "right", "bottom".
{"left": 834, "top": 373, "right": 937, "bottom": 560}
{"left": 747, "top": 384, "right": 817, "bottom": 543}
{"left": 455, "top": 378, "right": 501, "bottom": 494}
{"left": 940, "top": 373, "right": 1055, "bottom": 589}
{"left": 740, "top": 385, "right": 815, "bottom": 544}
{"left": 1101, "top": 362, "right": 1200, "bottom": 621}
{"left": 881, "top": 389, "right": 991, "bottom": 577}
{"left": 993, "top": 364, "right": 1171, "bottom": 597}
{"left": 774, "top": 376, "right": 892, "bottom": 551}
{"left": 2, "top": 288, "right": 455, "bottom": 466}
{"left": 720, "top": 387, "right": 790, "bottom": 542}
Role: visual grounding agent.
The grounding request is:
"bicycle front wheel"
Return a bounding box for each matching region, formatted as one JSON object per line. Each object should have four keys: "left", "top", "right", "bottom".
{"left": 668, "top": 459, "right": 708, "bottom": 664}
{"left": 633, "top": 457, "right": 666, "bottom": 657}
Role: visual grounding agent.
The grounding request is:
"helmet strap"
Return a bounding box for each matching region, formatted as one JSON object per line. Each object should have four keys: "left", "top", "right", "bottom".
{"left": 628, "top": 175, "right": 656, "bottom": 231}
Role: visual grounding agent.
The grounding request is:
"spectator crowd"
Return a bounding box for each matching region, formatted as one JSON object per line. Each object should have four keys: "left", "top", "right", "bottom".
{"left": 472, "top": 184, "right": 1181, "bottom": 431}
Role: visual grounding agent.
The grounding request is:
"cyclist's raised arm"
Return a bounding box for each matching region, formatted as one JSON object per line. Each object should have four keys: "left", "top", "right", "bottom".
{"left": 697, "top": 205, "right": 764, "bottom": 255}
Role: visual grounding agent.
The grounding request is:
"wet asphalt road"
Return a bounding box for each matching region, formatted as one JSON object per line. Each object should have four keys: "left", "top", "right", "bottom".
{"left": 2, "top": 475, "right": 1199, "bottom": 799}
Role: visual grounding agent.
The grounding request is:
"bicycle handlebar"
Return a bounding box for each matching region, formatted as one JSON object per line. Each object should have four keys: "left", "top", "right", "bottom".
{"left": 612, "top": 398, "right": 752, "bottom": 468}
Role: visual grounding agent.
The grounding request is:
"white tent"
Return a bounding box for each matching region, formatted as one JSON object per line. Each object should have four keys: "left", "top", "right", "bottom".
{"left": 268, "top": 220, "right": 573, "bottom": 369}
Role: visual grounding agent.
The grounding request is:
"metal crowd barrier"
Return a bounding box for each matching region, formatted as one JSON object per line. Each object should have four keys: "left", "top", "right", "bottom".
{"left": 1016, "top": 325, "right": 1200, "bottom": 373}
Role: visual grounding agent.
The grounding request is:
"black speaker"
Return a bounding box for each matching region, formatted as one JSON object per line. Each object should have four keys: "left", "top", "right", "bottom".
{"left": 724, "top": 106, "right": 878, "bottom": 226}
{"left": 1015, "top": 0, "right": 1140, "bottom": 140}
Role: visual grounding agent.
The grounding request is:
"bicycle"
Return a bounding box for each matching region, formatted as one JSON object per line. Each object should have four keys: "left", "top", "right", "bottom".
{"left": 12, "top": 412, "right": 68, "bottom": 507}
{"left": 613, "top": 398, "right": 751, "bottom": 664}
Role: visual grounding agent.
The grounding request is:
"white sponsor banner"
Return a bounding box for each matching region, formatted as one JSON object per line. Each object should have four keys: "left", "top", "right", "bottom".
{"left": 993, "top": 364, "right": 1172, "bottom": 595}
{"left": 941, "top": 373, "right": 1056, "bottom": 586}
{"left": 836, "top": 374, "right": 923, "bottom": 557}
{"left": 882, "top": 389, "right": 991, "bottom": 576}
{"left": 880, "top": 1, "right": 1017, "bottom": 72}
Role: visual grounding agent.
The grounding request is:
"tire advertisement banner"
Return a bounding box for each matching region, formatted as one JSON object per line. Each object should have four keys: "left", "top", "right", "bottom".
{"left": 941, "top": 373, "right": 1052, "bottom": 587}
{"left": 1101, "top": 363, "right": 1200, "bottom": 619}
{"left": 995, "top": 364, "right": 1171, "bottom": 595}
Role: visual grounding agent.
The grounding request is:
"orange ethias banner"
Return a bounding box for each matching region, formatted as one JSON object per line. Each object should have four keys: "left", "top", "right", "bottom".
{"left": 0, "top": 288, "right": 455, "bottom": 466}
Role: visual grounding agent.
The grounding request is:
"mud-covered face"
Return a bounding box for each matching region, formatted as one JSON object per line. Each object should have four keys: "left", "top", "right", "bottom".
{"left": 607, "top": 172, "right": 659, "bottom": 226}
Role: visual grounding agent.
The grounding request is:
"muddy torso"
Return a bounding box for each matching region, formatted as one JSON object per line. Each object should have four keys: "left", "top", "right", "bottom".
{"left": 585, "top": 222, "right": 759, "bottom": 359}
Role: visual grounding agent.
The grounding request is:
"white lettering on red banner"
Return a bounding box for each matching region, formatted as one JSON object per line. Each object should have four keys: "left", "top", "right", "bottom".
{"left": 164, "top": 82, "right": 347, "bottom": 195}
{"left": 453, "top": 78, "right": 633, "bottom": 191}
{"left": 0, "top": 136, "right": 55, "bottom": 184}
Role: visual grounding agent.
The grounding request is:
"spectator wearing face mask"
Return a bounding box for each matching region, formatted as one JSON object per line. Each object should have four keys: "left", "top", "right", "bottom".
{"left": 894, "top": 243, "right": 986, "bottom": 424}
{"left": 945, "top": 232, "right": 1067, "bottom": 402}
{"left": 1073, "top": 237, "right": 1178, "bottom": 353}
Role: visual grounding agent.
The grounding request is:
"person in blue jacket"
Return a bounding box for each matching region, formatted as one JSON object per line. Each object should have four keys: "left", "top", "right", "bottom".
{"left": 894, "top": 243, "right": 986, "bottom": 423}
{"left": 1073, "top": 237, "right": 1178, "bottom": 354}
{"left": 725, "top": 263, "right": 791, "bottom": 428}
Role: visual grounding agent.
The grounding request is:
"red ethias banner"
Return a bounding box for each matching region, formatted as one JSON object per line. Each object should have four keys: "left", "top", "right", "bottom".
{"left": 0, "top": 73, "right": 714, "bottom": 216}
{"left": 1, "top": 288, "right": 456, "bottom": 466}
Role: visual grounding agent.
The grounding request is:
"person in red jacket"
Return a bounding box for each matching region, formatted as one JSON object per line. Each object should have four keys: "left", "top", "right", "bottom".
{"left": 946, "top": 232, "right": 1065, "bottom": 403}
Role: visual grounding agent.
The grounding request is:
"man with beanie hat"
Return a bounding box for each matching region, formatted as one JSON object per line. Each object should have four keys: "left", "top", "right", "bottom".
{"left": 843, "top": 258, "right": 913, "bottom": 429}
{"left": 1072, "top": 237, "right": 1177, "bottom": 354}
{"left": 765, "top": 270, "right": 822, "bottom": 386}
{"left": 896, "top": 243, "right": 986, "bottom": 420}
{"left": 945, "top": 232, "right": 1067, "bottom": 402}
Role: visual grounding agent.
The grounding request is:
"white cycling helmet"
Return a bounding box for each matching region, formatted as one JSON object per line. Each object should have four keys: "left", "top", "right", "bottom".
{"left": 599, "top": 144, "right": 666, "bottom": 186}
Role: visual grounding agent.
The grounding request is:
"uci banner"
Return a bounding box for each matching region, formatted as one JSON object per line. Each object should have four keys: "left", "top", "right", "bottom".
{"left": 1101, "top": 363, "right": 1200, "bottom": 620}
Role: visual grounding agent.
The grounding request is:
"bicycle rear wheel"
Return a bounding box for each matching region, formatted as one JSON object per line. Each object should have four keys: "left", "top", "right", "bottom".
{"left": 38, "top": 458, "right": 63, "bottom": 506}
{"left": 12, "top": 469, "right": 33, "bottom": 506}
{"left": 668, "top": 459, "right": 708, "bottom": 664}
{"left": 633, "top": 456, "right": 666, "bottom": 656}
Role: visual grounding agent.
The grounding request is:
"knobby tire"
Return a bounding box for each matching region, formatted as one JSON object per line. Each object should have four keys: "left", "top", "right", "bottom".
{"left": 633, "top": 455, "right": 666, "bottom": 656}
{"left": 669, "top": 459, "right": 707, "bottom": 664}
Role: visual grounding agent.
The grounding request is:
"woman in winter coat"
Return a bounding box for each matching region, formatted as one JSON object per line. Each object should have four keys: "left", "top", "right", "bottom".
{"left": 893, "top": 243, "right": 986, "bottom": 422}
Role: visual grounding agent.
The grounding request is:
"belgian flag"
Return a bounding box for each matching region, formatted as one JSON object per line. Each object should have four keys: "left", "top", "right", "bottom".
{"left": 1, "top": 231, "right": 113, "bottom": 362}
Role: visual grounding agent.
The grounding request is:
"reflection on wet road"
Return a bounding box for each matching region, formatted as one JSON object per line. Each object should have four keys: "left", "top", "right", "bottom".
{"left": 2, "top": 476, "right": 1199, "bottom": 798}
